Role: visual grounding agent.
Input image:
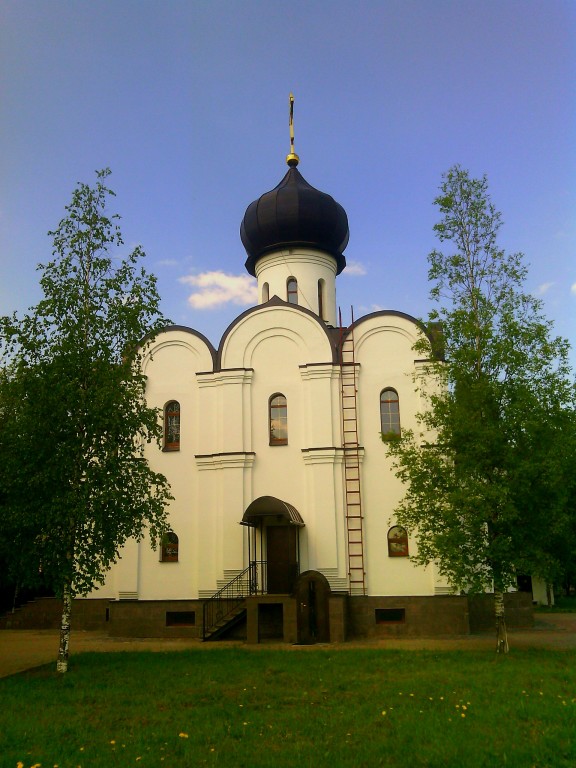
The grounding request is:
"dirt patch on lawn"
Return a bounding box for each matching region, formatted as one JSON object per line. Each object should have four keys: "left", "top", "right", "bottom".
{"left": 1, "top": 613, "right": 574, "bottom": 678}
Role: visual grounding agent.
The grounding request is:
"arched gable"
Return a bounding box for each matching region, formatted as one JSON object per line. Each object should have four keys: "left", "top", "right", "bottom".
{"left": 341, "top": 310, "right": 433, "bottom": 359}
{"left": 217, "top": 297, "right": 337, "bottom": 370}
{"left": 141, "top": 325, "right": 216, "bottom": 375}
{"left": 349, "top": 311, "right": 427, "bottom": 361}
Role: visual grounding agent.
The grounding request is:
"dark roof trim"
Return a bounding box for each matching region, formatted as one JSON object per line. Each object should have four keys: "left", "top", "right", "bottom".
{"left": 301, "top": 446, "right": 364, "bottom": 453}
{"left": 340, "top": 311, "right": 444, "bottom": 361}
{"left": 143, "top": 325, "right": 218, "bottom": 369}
{"left": 195, "top": 451, "right": 256, "bottom": 459}
{"left": 241, "top": 496, "right": 305, "bottom": 527}
{"left": 196, "top": 367, "right": 255, "bottom": 376}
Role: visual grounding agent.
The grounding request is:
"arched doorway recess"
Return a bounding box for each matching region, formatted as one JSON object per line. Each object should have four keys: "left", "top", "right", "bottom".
{"left": 241, "top": 496, "right": 305, "bottom": 594}
{"left": 296, "top": 570, "right": 331, "bottom": 644}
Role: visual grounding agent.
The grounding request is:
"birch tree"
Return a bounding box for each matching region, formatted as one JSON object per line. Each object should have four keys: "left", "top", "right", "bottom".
{"left": 385, "top": 165, "right": 575, "bottom": 653}
{"left": 0, "top": 170, "right": 172, "bottom": 672}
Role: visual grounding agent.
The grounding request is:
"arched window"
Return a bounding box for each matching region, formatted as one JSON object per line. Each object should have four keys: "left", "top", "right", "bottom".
{"left": 287, "top": 277, "right": 298, "bottom": 305}
{"left": 388, "top": 526, "right": 409, "bottom": 557}
{"left": 160, "top": 531, "right": 179, "bottom": 562}
{"left": 269, "top": 393, "right": 288, "bottom": 445}
{"left": 380, "top": 388, "right": 400, "bottom": 438}
{"left": 262, "top": 282, "right": 270, "bottom": 303}
{"left": 164, "top": 400, "right": 181, "bottom": 451}
{"left": 317, "top": 279, "right": 325, "bottom": 320}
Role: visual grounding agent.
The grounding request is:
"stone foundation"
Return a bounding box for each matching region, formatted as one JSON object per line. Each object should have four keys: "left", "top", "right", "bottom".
{"left": 468, "top": 591, "right": 533, "bottom": 632}
{"left": 1, "top": 592, "right": 533, "bottom": 640}
{"left": 347, "top": 595, "right": 471, "bottom": 638}
{"left": 0, "top": 597, "right": 109, "bottom": 631}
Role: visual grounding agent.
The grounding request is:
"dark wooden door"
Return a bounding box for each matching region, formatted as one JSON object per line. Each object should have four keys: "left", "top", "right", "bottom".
{"left": 296, "top": 571, "right": 331, "bottom": 644}
{"left": 266, "top": 526, "right": 298, "bottom": 594}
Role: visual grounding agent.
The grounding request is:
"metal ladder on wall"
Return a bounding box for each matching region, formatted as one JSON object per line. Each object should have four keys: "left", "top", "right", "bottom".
{"left": 339, "top": 307, "right": 366, "bottom": 596}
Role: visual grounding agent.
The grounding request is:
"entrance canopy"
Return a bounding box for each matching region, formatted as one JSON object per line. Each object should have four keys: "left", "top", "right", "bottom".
{"left": 241, "top": 496, "right": 305, "bottom": 527}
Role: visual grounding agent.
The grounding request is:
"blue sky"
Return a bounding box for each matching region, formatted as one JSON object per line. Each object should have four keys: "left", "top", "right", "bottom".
{"left": 1, "top": 0, "right": 574, "bottom": 363}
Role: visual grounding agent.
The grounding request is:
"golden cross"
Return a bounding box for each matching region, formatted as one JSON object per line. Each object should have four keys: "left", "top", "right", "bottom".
{"left": 286, "top": 92, "right": 299, "bottom": 167}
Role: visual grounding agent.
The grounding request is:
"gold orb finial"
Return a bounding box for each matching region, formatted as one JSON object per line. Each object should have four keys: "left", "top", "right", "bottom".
{"left": 286, "top": 92, "right": 300, "bottom": 167}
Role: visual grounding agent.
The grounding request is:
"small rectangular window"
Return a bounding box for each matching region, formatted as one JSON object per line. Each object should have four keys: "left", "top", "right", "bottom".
{"left": 166, "top": 611, "right": 196, "bottom": 627}
{"left": 375, "top": 608, "right": 405, "bottom": 624}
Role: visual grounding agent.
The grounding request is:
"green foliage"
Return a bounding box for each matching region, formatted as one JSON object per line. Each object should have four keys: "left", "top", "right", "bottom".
{"left": 0, "top": 169, "right": 172, "bottom": 597}
{"left": 386, "top": 165, "right": 576, "bottom": 595}
{"left": 380, "top": 431, "right": 401, "bottom": 443}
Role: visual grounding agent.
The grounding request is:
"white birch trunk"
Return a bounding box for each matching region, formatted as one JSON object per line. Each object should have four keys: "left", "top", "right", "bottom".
{"left": 494, "top": 587, "right": 509, "bottom": 654}
{"left": 56, "top": 581, "right": 72, "bottom": 674}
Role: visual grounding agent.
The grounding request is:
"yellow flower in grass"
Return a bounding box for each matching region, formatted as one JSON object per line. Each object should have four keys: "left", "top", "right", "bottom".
{"left": 179, "top": 733, "right": 189, "bottom": 739}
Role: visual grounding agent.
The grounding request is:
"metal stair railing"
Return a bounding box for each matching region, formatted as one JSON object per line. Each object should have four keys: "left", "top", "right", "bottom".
{"left": 202, "top": 560, "right": 266, "bottom": 640}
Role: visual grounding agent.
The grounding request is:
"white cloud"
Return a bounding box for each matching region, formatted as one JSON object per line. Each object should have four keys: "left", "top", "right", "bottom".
{"left": 156, "top": 258, "right": 179, "bottom": 267}
{"left": 344, "top": 260, "right": 367, "bottom": 276}
{"left": 536, "top": 282, "right": 554, "bottom": 295}
{"left": 570, "top": 283, "right": 576, "bottom": 295}
{"left": 179, "top": 270, "right": 257, "bottom": 309}
{"left": 356, "top": 303, "right": 385, "bottom": 314}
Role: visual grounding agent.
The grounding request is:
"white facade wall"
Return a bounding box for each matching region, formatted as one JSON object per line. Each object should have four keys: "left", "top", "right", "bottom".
{"left": 92, "top": 300, "right": 450, "bottom": 603}
{"left": 352, "top": 315, "right": 438, "bottom": 595}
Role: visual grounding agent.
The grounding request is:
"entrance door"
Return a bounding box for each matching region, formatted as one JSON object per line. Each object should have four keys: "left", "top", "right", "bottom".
{"left": 266, "top": 526, "right": 298, "bottom": 594}
{"left": 296, "top": 570, "right": 331, "bottom": 644}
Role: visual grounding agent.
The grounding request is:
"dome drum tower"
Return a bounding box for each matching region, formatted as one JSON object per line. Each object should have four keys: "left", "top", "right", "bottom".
{"left": 240, "top": 97, "right": 349, "bottom": 327}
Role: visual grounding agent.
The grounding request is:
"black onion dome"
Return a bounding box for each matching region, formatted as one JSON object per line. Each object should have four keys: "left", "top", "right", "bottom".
{"left": 241, "top": 166, "right": 349, "bottom": 276}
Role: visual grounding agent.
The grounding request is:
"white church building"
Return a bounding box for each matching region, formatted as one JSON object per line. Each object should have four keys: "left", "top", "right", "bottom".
{"left": 85, "top": 150, "right": 532, "bottom": 642}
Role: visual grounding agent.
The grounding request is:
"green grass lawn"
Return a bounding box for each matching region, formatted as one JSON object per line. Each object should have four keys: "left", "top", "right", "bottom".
{"left": 2, "top": 647, "right": 575, "bottom": 768}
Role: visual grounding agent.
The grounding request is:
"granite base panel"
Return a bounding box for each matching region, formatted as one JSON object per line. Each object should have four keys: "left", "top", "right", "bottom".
{"left": 2, "top": 593, "right": 533, "bottom": 640}
{"left": 346, "top": 595, "right": 471, "bottom": 639}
